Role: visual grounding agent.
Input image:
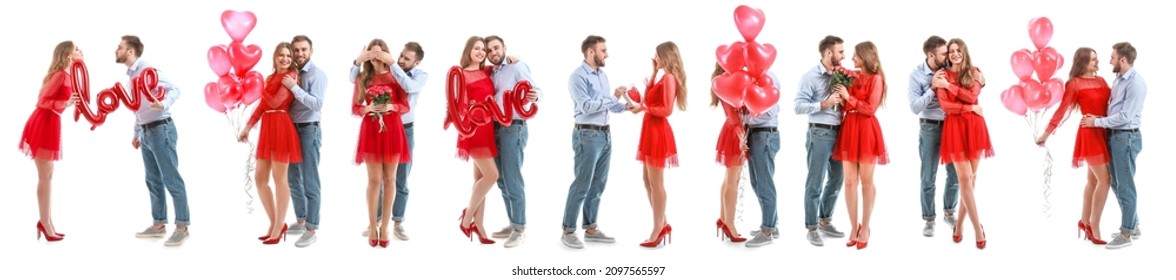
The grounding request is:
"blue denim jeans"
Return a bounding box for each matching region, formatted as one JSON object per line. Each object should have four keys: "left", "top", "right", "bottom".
{"left": 918, "top": 121, "right": 959, "bottom": 221}
{"left": 803, "top": 125, "right": 843, "bottom": 229}
{"left": 139, "top": 120, "right": 190, "bottom": 226}
{"left": 495, "top": 122, "right": 528, "bottom": 230}
{"left": 747, "top": 129, "right": 780, "bottom": 232}
{"left": 562, "top": 128, "right": 611, "bottom": 232}
{"left": 377, "top": 124, "right": 413, "bottom": 222}
{"left": 1107, "top": 130, "right": 1142, "bottom": 234}
{"left": 288, "top": 123, "right": 322, "bottom": 229}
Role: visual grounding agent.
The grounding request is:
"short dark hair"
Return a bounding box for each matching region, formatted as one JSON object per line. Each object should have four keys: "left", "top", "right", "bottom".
{"left": 485, "top": 35, "right": 504, "bottom": 46}
{"left": 1112, "top": 42, "right": 1137, "bottom": 64}
{"left": 581, "top": 35, "right": 605, "bottom": 54}
{"left": 818, "top": 35, "right": 843, "bottom": 53}
{"left": 121, "top": 35, "right": 144, "bottom": 57}
{"left": 404, "top": 42, "right": 424, "bottom": 61}
{"left": 291, "top": 35, "right": 312, "bottom": 47}
{"left": 923, "top": 36, "right": 947, "bottom": 54}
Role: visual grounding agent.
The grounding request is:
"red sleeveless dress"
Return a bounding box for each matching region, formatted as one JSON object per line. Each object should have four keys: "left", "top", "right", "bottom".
{"left": 245, "top": 71, "right": 303, "bottom": 163}
{"left": 1044, "top": 76, "right": 1112, "bottom": 168}
{"left": 937, "top": 69, "right": 994, "bottom": 163}
{"left": 714, "top": 102, "right": 746, "bottom": 167}
{"left": 833, "top": 73, "right": 889, "bottom": 164}
{"left": 19, "top": 70, "right": 72, "bottom": 161}
{"left": 353, "top": 71, "right": 412, "bottom": 164}
{"left": 453, "top": 68, "right": 498, "bottom": 161}
{"left": 636, "top": 74, "right": 679, "bottom": 168}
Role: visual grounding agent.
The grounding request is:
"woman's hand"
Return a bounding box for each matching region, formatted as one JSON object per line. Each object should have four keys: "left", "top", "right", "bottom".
{"left": 65, "top": 94, "right": 80, "bottom": 107}
{"left": 367, "top": 103, "right": 386, "bottom": 114}
{"left": 237, "top": 128, "right": 250, "bottom": 143}
{"left": 1035, "top": 134, "right": 1048, "bottom": 147}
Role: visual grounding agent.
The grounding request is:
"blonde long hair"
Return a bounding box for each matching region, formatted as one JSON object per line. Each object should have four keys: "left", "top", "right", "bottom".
{"left": 656, "top": 41, "right": 687, "bottom": 111}
{"left": 854, "top": 41, "right": 887, "bottom": 108}
{"left": 44, "top": 41, "right": 75, "bottom": 84}
{"left": 356, "top": 39, "right": 390, "bottom": 104}
{"left": 459, "top": 36, "right": 486, "bottom": 69}
{"left": 947, "top": 38, "right": 977, "bottom": 89}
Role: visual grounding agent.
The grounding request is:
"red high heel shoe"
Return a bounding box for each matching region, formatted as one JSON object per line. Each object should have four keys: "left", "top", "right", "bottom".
{"left": 846, "top": 226, "right": 860, "bottom": 247}
{"left": 36, "top": 222, "right": 63, "bottom": 242}
{"left": 468, "top": 223, "right": 495, "bottom": 244}
{"left": 716, "top": 219, "right": 746, "bottom": 242}
{"left": 1077, "top": 221, "right": 1088, "bottom": 239}
{"left": 856, "top": 227, "right": 870, "bottom": 250}
{"left": 975, "top": 225, "right": 986, "bottom": 249}
{"left": 458, "top": 209, "right": 472, "bottom": 239}
{"left": 1083, "top": 223, "right": 1107, "bottom": 245}
{"left": 262, "top": 224, "right": 288, "bottom": 245}
{"left": 640, "top": 224, "right": 672, "bottom": 248}
{"left": 952, "top": 225, "right": 963, "bottom": 243}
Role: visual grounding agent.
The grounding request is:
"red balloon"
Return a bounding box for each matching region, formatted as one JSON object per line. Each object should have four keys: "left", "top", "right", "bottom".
{"left": 711, "top": 71, "right": 753, "bottom": 108}
{"left": 1000, "top": 85, "right": 1028, "bottom": 116}
{"left": 715, "top": 42, "right": 747, "bottom": 73}
{"left": 744, "top": 75, "right": 780, "bottom": 116}
{"left": 1028, "top": 17, "right": 1053, "bottom": 51}
{"left": 207, "top": 45, "right": 231, "bottom": 77}
{"left": 1044, "top": 78, "right": 1064, "bottom": 108}
{"left": 220, "top": 10, "right": 257, "bottom": 43}
{"left": 733, "top": 5, "right": 765, "bottom": 42}
{"left": 627, "top": 87, "right": 642, "bottom": 104}
{"left": 240, "top": 71, "right": 264, "bottom": 105}
{"left": 204, "top": 82, "right": 227, "bottom": 113}
{"left": 1010, "top": 49, "right": 1035, "bottom": 82}
{"left": 1034, "top": 47, "right": 1063, "bottom": 81}
{"left": 228, "top": 42, "right": 262, "bottom": 77}
{"left": 1020, "top": 80, "right": 1049, "bottom": 112}
{"left": 217, "top": 74, "right": 242, "bottom": 109}
{"left": 744, "top": 41, "right": 777, "bottom": 79}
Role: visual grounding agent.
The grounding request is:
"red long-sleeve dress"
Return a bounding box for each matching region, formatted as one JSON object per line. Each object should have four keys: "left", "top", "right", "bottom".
{"left": 19, "top": 70, "right": 73, "bottom": 161}
{"left": 1044, "top": 76, "right": 1112, "bottom": 168}
{"left": 636, "top": 73, "right": 680, "bottom": 168}
{"left": 714, "top": 102, "right": 746, "bottom": 167}
{"left": 833, "top": 73, "right": 889, "bottom": 164}
{"left": 937, "top": 69, "right": 994, "bottom": 163}
{"left": 453, "top": 68, "right": 498, "bottom": 161}
{"left": 245, "top": 71, "right": 303, "bottom": 163}
{"left": 353, "top": 71, "right": 412, "bottom": 164}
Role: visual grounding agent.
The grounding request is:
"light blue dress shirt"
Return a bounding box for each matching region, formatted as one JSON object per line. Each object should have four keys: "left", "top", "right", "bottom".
{"left": 908, "top": 61, "right": 946, "bottom": 120}
{"left": 793, "top": 63, "right": 842, "bottom": 125}
{"left": 129, "top": 59, "right": 180, "bottom": 138}
{"left": 569, "top": 61, "right": 626, "bottom": 126}
{"left": 290, "top": 60, "right": 327, "bottom": 124}
{"left": 492, "top": 61, "right": 543, "bottom": 120}
{"left": 1096, "top": 67, "right": 1146, "bottom": 130}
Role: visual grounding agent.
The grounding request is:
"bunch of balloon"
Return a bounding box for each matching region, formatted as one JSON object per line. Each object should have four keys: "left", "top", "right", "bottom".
{"left": 1001, "top": 17, "right": 1064, "bottom": 217}
{"left": 711, "top": 5, "right": 781, "bottom": 223}
{"left": 203, "top": 10, "right": 265, "bottom": 213}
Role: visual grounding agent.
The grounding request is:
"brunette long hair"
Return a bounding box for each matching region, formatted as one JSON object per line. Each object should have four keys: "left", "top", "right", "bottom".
{"left": 656, "top": 41, "right": 687, "bottom": 111}
{"left": 947, "top": 38, "right": 977, "bottom": 89}
{"left": 356, "top": 39, "right": 391, "bottom": 104}
{"left": 855, "top": 41, "right": 887, "bottom": 108}
{"left": 44, "top": 41, "right": 75, "bottom": 84}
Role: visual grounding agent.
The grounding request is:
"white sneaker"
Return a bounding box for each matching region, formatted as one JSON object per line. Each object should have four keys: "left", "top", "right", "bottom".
{"left": 504, "top": 230, "right": 525, "bottom": 248}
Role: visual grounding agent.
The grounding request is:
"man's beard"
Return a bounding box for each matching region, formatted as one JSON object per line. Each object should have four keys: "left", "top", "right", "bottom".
{"left": 489, "top": 54, "right": 503, "bottom": 65}
{"left": 115, "top": 55, "right": 125, "bottom": 63}
{"left": 595, "top": 56, "right": 605, "bottom": 67}
{"left": 1113, "top": 63, "right": 1121, "bottom": 74}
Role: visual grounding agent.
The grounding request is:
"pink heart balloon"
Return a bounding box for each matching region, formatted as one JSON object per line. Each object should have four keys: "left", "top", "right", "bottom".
{"left": 1028, "top": 17, "right": 1053, "bottom": 51}
{"left": 217, "top": 75, "right": 242, "bottom": 109}
{"left": 744, "top": 74, "right": 780, "bottom": 115}
{"left": 1044, "top": 78, "right": 1064, "bottom": 108}
{"left": 733, "top": 5, "right": 765, "bottom": 42}
{"left": 744, "top": 42, "right": 777, "bottom": 79}
{"left": 715, "top": 42, "right": 747, "bottom": 73}
{"left": 240, "top": 71, "right": 265, "bottom": 105}
{"left": 228, "top": 42, "right": 263, "bottom": 77}
{"left": 1034, "top": 47, "right": 1063, "bottom": 81}
{"left": 1010, "top": 49, "right": 1035, "bottom": 82}
{"left": 711, "top": 71, "right": 753, "bottom": 108}
{"left": 1000, "top": 84, "right": 1027, "bottom": 116}
{"left": 203, "top": 82, "right": 227, "bottom": 113}
{"left": 1019, "top": 80, "right": 1049, "bottom": 112}
{"left": 207, "top": 45, "right": 230, "bottom": 77}
{"left": 221, "top": 10, "right": 257, "bottom": 43}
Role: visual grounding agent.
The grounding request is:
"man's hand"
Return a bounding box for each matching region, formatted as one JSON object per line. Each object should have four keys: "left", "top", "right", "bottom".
{"left": 525, "top": 91, "right": 538, "bottom": 102}
{"left": 132, "top": 137, "right": 140, "bottom": 149}
{"left": 506, "top": 55, "right": 520, "bottom": 64}
{"left": 821, "top": 93, "right": 842, "bottom": 109}
{"left": 972, "top": 105, "right": 983, "bottom": 117}
{"left": 614, "top": 86, "right": 627, "bottom": 98}
{"left": 972, "top": 69, "right": 986, "bottom": 87}
{"left": 283, "top": 74, "right": 298, "bottom": 89}
{"left": 377, "top": 51, "right": 396, "bottom": 64}
{"left": 148, "top": 102, "right": 164, "bottom": 110}
{"left": 355, "top": 48, "right": 372, "bottom": 66}
{"left": 1081, "top": 114, "right": 1099, "bottom": 127}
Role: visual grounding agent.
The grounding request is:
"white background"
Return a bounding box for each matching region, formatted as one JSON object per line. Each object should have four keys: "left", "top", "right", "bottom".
{"left": 1, "top": 0, "right": 1169, "bottom": 278}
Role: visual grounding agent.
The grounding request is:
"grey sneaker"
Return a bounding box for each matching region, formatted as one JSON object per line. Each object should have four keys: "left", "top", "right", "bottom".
{"left": 745, "top": 233, "right": 774, "bottom": 248}
{"left": 561, "top": 233, "right": 584, "bottom": 249}
{"left": 807, "top": 230, "right": 824, "bottom": 246}
{"left": 749, "top": 228, "right": 780, "bottom": 239}
{"left": 923, "top": 221, "right": 935, "bottom": 237}
{"left": 295, "top": 232, "right": 317, "bottom": 247}
{"left": 1132, "top": 228, "right": 1141, "bottom": 239}
{"left": 288, "top": 223, "right": 306, "bottom": 234}
{"left": 818, "top": 223, "right": 845, "bottom": 238}
{"left": 1106, "top": 234, "right": 1132, "bottom": 249}
{"left": 504, "top": 230, "right": 525, "bottom": 248}
{"left": 136, "top": 225, "right": 167, "bottom": 238}
{"left": 393, "top": 225, "right": 409, "bottom": 241}
{"left": 491, "top": 226, "right": 513, "bottom": 239}
{"left": 944, "top": 214, "right": 958, "bottom": 229}
{"left": 164, "top": 229, "right": 188, "bottom": 246}
{"left": 584, "top": 230, "right": 616, "bottom": 243}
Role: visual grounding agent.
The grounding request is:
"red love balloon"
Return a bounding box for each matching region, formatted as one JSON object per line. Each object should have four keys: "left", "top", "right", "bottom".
{"left": 1000, "top": 84, "right": 1028, "bottom": 116}
{"left": 444, "top": 66, "right": 476, "bottom": 138}
{"left": 1034, "top": 47, "right": 1063, "bottom": 81}
{"left": 1010, "top": 49, "right": 1035, "bottom": 82}
{"left": 744, "top": 74, "right": 780, "bottom": 115}
{"left": 68, "top": 60, "right": 107, "bottom": 130}
{"left": 204, "top": 82, "right": 227, "bottom": 113}
{"left": 715, "top": 42, "right": 747, "bottom": 73}
{"left": 1020, "top": 80, "right": 1049, "bottom": 112}
{"left": 220, "top": 10, "right": 257, "bottom": 43}
{"left": 1044, "top": 78, "right": 1064, "bottom": 109}
{"left": 228, "top": 42, "right": 262, "bottom": 77}
{"left": 733, "top": 5, "right": 766, "bottom": 42}
{"left": 711, "top": 71, "right": 753, "bottom": 108}
{"left": 744, "top": 41, "right": 777, "bottom": 79}
{"left": 1028, "top": 17, "right": 1053, "bottom": 51}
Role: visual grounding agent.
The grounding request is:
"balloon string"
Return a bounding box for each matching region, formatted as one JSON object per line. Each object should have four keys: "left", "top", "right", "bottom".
{"left": 736, "top": 162, "right": 748, "bottom": 225}
{"left": 226, "top": 105, "right": 256, "bottom": 214}
{"left": 1025, "top": 111, "right": 1052, "bottom": 218}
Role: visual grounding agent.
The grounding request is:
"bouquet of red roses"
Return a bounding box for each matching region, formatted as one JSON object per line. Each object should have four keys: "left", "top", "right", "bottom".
{"left": 365, "top": 84, "right": 394, "bottom": 132}
{"left": 828, "top": 66, "right": 858, "bottom": 92}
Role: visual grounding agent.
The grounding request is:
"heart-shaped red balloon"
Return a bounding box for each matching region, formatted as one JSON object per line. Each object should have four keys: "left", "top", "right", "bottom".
{"left": 715, "top": 42, "right": 747, "bottom": 73}
{"left": 712, "top": 71, "right": 753, "bottom": 108}
{"left": 744, "top": 75, "right": 780, "bottom": 115}
{"left": 1000, "top": 84, "right": 1027, "bottom": 116}
{"left": 207, "top": 45, "right": 231, "bottom": 77}
{"left": 1010, "top": 49, "right": 1035, "bottom": 82}
{"left": 1028, "top": 17, "right": 1053, "bottom": 51}
{"left": 733, "top": 5, "right": 765, "bottom": 42}
{"left": 221, "top": 10, "right": 257, "bottom": 43}
{"left": 217, "top": 74, "right": 242, "bottom": 109}
{"left": 745, "top": 42, "right": 777, "bottom": 78}
{"left": 228, "top": 42, "right": 262, "bottom": 77}
{"left": 204, "top": 82, "right": 227, "bottom": 113}
{"left": 627, "top": 87, "right": 642, "bottom": 104}
{"left": 1044, "top": 77, "right": 1064, "bottom": 108}
{"left": 1019, "top": 80, "right": 1049, "bottom": 112}
{"left": 1034, "top": 47, "right": 1063, "bottom": 81}
{"left": 240, "top": 71, "right": 265, "bottom": 105}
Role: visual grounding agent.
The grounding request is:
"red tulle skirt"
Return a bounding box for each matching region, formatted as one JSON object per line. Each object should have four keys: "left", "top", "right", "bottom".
{"left": 832, "top": 113, "right": 889, "bottom": 164}
{"left": 456, "top": 122, "right": 497, "bottom": 161}
{"left": 255, "top": 112, "right": 302, "bottom": 163}
{"left": 940, "top": 112, "right": 994, "bottom": 163}
{"left": 714, "top": 122, "right": 745, "bottom": 167}
{"left": 637, "top": 115, "right": 678, "bottom": 168}
{"left": 1069, "top": 127, "right": 1111, "bottom": 168}
{"left": 356, "top": 113, "right": 411, "bottom": 164}
{"left": 19, "top": 108, "right": 63, "bottom": 161}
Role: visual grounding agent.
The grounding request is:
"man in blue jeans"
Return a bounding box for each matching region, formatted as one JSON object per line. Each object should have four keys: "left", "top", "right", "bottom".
{"left": 561, "top": 35, "right": 636, "bottom": 249}
{"left": 285, "top": 35, "right": 327, "bottom": 247}
{"left": 353, "top": 42, "right": 428, "bottom": 241}
{"left": 1084, "top": 42, "right": 1145, "bottom": 250}
{"left": 908, "top": 35, "right": 960, "bottom": 237}
{"left": 120, "top": 35, "right": 190, "bottom": 247}
{"left": 743, "top": 71, "right": 782, "bottom": 248}
{"left": 484, "top": 35, "right": 541, "bottom": 248}
{"left": 793, "top": 35, "right": 847, "bottom": 247}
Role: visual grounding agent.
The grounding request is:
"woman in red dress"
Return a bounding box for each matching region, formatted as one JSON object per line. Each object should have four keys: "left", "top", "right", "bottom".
{"left": 933, "top": 38, "right": 993, "bottom": 249}
{"left": 238, "top": 42, "right": 303, "bottom": 245}
{"left": 1035, "top": 47, "right": 1113, "bottom": 245}
{"left": 22, "top": 41, "right": 82, "bottom": 242}
{"left": 710, "top": 64, "right": 748, "bottom": 243}
{"left": 452, "top": 36, "right": 498, "bottom": 244}
{"left": 632, "top": 42, "right": 686, "bottom": 248}
{"left": 833, "top": 41, "right": 889, "bottom": 250}
{"left": 351, "top": 39, "right": 412, "bottom": 247}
